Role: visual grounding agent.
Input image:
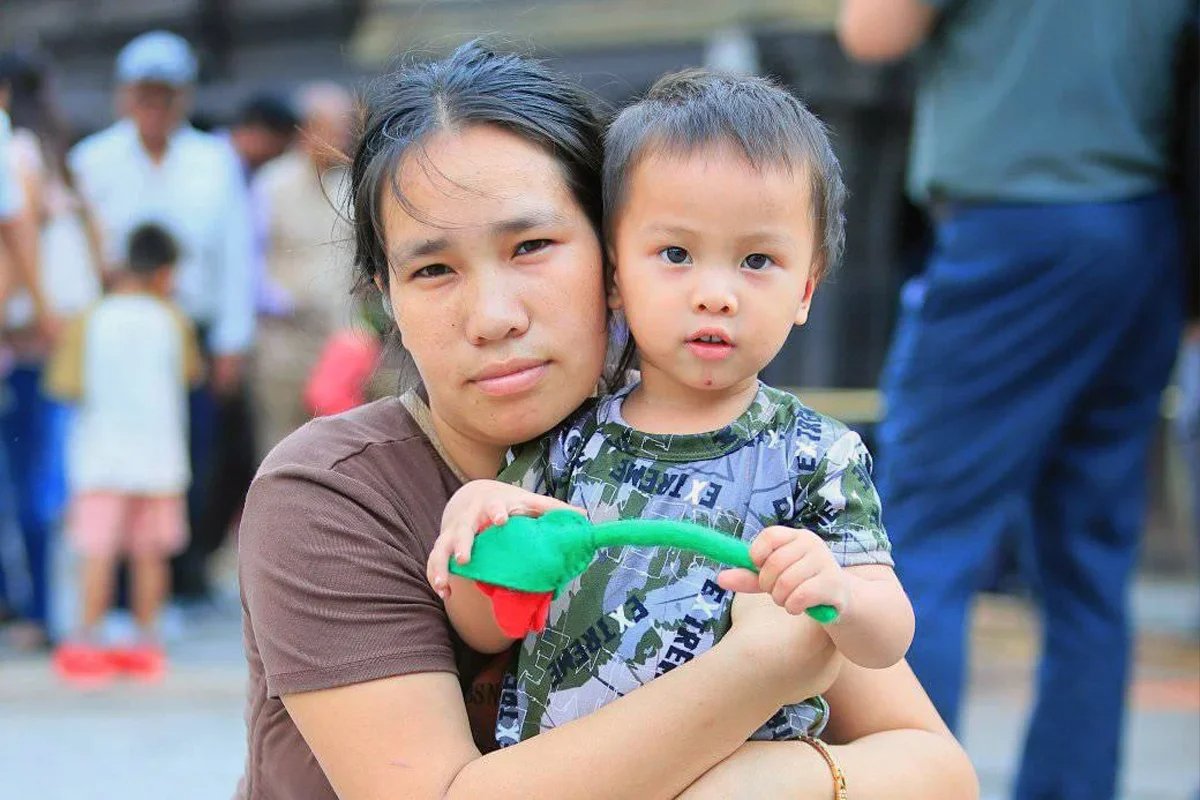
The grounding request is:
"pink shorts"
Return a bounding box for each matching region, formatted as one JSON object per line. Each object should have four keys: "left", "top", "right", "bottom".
{"left": 69, "top": 493, "right": 188, "bottom": 559}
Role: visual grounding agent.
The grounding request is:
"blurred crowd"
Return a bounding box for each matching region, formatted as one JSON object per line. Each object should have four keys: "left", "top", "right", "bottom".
{"left": 0, "top": 4, "right": 1196, "bottom": 798}
{"left": 0, "top": 31, "right": 382, "bottom": 675}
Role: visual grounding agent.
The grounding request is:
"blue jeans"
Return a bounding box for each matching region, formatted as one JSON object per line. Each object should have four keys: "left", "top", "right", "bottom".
{"left": 878, "top": 193, "right": 1183, "bottom": 800}
{"left": 1, "top": 364, "right": 67, "bottom": 628}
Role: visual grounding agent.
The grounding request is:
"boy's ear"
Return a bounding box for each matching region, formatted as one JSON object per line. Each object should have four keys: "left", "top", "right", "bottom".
{"left": 794, "top": 276, "right": 817, "bottom": 326}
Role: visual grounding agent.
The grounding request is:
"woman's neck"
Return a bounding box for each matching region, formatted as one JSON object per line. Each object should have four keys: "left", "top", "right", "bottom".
{"left": 621, "top": 365, "right": 759, "bottom": 435}
{"left": 427, "top": 409, "right": 507, "bottom": 481}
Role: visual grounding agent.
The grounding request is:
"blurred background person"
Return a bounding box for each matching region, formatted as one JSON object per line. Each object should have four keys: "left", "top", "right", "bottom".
{"left": 222, "top": 92, "right": 299, "bottom": 180}
{"left": 45, "top": 223, "right": 202, "bottom": 686}
{"left": 0, "top": 50, "right": 95, "bottom": 651}
{"left": 187, "top": 92, "right": 301, "bottom": 604}
{"left": 838, "top": 1, "right": 1194, "bottom": 798}
{"left": 251, "top": 81, "right": 355, "bottom": 457}
{"left": 68, "top": 30, "right": 255, "bottom": 605}
{"left": 0, "top": 60, "right": 43, "bottom": 639}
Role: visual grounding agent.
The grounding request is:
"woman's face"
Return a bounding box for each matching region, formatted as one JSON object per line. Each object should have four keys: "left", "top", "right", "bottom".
{"left": 380, "top": 124, "right": 608, "bottom": 474}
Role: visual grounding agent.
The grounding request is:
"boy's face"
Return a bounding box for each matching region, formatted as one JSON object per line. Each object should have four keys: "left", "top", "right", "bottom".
{"left": 610, "top": 146, "right": 818, "bottom": 397}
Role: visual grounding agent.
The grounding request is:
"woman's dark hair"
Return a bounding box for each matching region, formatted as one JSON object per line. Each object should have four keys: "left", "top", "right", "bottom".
{"left": 350, "top": 41, "right": 606, "bottom": 298}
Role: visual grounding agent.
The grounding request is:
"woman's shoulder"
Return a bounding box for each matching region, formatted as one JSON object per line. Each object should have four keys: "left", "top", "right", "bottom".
{"left": 259, "top": 396, "right": 440, "bottom": 478}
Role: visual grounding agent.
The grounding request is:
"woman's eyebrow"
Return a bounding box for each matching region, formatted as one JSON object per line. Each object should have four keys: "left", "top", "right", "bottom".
{"left": 492, "top": 210, "right": 569, "bottom": 235}
{"left": 388, "top": 211, "right": 567, "bottom": 266}
{"left": 390, "top": 236, "right": 450, "bottom": 266}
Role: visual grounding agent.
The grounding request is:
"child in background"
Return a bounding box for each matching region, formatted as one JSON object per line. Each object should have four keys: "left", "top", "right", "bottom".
{"left": 429, "top": 70, "right": 914, "bottom": 746}
{"left": 46, "top": 223, "right": 202, "bottom": 685}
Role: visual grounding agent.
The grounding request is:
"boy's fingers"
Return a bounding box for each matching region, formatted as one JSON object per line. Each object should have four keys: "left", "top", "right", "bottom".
{"left": 524, "top": 494, "right": 585, "bottom": 516}
{"left": 452, "top": 521, "right": 476, "bottom": 565}
{"left": 769, "top": 560, "right": 813, "bottom": 608}
{"left": 716, "top": 568, "right": 762, "bottom": 594}
{"left": 749, "top": 526, "right": 797, "bottom": 565}
{"left": 757, "top": 540, "right": 813, "bottom": 591}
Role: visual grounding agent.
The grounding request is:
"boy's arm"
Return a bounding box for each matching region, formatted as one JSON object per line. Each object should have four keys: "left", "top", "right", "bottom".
{"left": 726, "top": 529, "right": 913, "bottom": 668}
{"left": 42, "top": 313, "right": 88, "bottom": 402}
{"left": 428, "top": 478, "right": 582, "bottom": 654}
{"left": 720, "top": 427, "right": 913, "bottom": 668}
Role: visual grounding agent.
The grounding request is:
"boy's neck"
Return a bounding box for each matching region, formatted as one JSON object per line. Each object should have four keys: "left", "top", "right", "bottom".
{"left": 620, "top": 366, "right": 760, "bottom": 435}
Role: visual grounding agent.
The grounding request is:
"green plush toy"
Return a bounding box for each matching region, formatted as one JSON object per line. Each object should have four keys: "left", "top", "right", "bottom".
{"left": 449, "top": 509, "right": 839, "bottom": 637}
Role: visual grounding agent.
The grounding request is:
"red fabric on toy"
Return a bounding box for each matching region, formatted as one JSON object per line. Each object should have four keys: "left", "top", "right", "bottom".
{"left": 477, "top": 584, "right": 553, "bottom": 638}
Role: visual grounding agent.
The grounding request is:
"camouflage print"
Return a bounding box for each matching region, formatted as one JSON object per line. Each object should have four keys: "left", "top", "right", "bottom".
{"left": 494, "top": 382, "right": 893, "bottom": 747}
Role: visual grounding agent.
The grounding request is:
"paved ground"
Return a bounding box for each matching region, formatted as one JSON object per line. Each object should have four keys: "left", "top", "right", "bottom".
{"left": 2, "top": 575, "right": 1197, "bottom": 799}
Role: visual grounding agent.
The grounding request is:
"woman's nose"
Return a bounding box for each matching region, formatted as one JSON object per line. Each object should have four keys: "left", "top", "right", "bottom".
{"left": 466, "top": 280, "right": 531, "bottom": 344}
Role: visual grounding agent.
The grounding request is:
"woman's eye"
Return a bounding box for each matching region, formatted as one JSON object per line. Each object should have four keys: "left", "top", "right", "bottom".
{"left": 514, "top": 239, "right": 552, "bottom": 256}
{"left": 742, "top": 253, "right": 772, "bottom": 271}
{"left": 660, "top": 246, "right": 691, "bottom": 265}
{"left": 412, "top": 264, "right": 452, "bottom": 279}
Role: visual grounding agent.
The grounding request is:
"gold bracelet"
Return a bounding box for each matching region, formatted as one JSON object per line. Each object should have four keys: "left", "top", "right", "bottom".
{"left": 800, "top": 735, "right": 848, "bottom": 800}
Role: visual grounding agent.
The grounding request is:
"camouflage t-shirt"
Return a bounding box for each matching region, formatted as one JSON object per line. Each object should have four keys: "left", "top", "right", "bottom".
{"left": 494, "top": 382, "right": 893, "bottom": 747}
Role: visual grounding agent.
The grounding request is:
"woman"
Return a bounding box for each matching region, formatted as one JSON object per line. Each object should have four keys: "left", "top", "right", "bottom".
{"left": 0, "top": 50, "right": 104, "bottom": 648}
{"left": 238, "top": 42, "right": 978, "bottom": 799}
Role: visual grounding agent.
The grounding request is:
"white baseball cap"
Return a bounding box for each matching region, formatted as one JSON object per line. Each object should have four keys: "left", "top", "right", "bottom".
{"left": 115, "top": 31, "right": 197, "bottom": 87}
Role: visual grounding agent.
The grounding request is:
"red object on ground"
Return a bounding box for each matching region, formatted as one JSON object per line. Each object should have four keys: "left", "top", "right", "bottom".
{"left": 52, "top": 642, "right": 118, "bottom": 688}
{"left": 108, "top": 643, "right": 167, "bottom": 683}
{"left": 476, "top": 584, "right": 554, "bottom": 638}
{"left": 304, "top": 329, "right": 383, "bottom": 417}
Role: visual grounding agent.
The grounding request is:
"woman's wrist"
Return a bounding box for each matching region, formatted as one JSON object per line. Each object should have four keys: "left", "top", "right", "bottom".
{"left": 800, "top": 736, "right": 848, "bottom": 799}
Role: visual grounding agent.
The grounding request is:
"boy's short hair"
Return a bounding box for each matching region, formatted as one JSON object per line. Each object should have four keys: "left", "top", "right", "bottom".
{"left": 126, "top": 222, "right": 179, "bottom": 275}
{"left": 603, "top": 69, "right": 846, "bottom": 280}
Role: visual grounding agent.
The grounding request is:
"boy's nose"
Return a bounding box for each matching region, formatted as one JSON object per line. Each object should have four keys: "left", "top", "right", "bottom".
{"left": 693, "top": 285, "right": 738, "bottom": 316}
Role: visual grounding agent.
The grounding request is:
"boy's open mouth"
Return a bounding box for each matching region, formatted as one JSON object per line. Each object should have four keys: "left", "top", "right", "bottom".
{"left": 685, "top": 328, "right": 735, "bottom": 360}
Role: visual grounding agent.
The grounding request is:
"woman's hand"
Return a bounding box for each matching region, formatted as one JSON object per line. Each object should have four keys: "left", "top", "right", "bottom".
{"left": 726, "top": 591, "right": 843, "bottom": 706}
{"left": 426, "top": 480, "right": 583, "bottom": 598}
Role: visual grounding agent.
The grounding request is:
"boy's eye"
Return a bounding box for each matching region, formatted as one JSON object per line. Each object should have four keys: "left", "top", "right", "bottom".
{"left": 413, "top": 264, "right": 452, "bottom": 279}
{"left": 514, "top": 239, "right": 551, "bottom": 256}
{"left": 660, "top": 246, "right": 692, "bottom": 265}
{"left": 742, "top": 253, "right": 772, "bottom": 271}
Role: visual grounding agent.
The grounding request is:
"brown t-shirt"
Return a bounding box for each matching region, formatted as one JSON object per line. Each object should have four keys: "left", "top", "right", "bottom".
{"left": 236, "top": 394, "right": 510, "bottom": 799}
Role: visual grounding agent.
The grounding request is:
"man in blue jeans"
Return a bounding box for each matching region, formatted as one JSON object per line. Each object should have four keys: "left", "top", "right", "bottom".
{"left": 839, "top": 1, "right": 1193, "bottom": 798}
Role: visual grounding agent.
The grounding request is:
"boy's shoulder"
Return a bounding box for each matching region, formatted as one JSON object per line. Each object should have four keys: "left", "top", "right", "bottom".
{"left": 751, "top": 383, "right": 854, "bottom": 447}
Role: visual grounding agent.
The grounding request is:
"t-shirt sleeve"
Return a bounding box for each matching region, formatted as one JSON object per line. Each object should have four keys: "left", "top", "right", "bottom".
{"left": 788, "top": 421, "right": 893, "bottom": 569}
{"left": 239, "top": 462, "right": 458, "bottom": 698}
{"left": 42, "top": 312, "right": 88, "bottom": 402}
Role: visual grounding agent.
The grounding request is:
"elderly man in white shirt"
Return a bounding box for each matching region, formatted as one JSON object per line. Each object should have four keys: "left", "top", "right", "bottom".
{"left": 70, "top": 31, "right": 254, "bottom": 388}
{"left": 69, "top": 31, "right": 255, "bottom": 600}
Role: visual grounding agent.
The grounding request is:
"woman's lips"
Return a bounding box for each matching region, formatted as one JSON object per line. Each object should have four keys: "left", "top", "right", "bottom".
{"left": 472, "top": 360, "right": 549, "bottom": 396}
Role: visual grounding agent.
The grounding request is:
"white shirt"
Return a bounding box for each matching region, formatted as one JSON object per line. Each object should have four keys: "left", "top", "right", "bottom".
{"left": 5, "top": 129, "right": 100, "bottom": 326}
{"left": 0, "top": 110, "right": 21, "bottom": 219}
{"left": 69, "top": 120, "right": 255, "bottom": 353}
{"left": 48, "top": 294, "right": 199, "bottom": 494}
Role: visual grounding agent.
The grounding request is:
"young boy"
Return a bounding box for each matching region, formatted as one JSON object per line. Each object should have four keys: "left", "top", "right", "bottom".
{"left": 429, "top": 70, "right": 914, "bottom": 745}
{"left": 47, "top": 222, "right": 203, "bottom": 685}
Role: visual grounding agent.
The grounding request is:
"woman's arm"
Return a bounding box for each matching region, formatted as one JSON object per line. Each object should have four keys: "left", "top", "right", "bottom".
{"left": 284, "top": 596, "right": 843, "bottom": 800}
{"left": 680, "top": 659, "right": 979, "bottom": 800}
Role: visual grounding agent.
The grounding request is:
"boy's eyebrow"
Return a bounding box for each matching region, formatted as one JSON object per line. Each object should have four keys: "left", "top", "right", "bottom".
{"left": 737, "top": 230, "right": 800, "bottom": 249}
{"left": 642, "top": 222, "right": 702, "bottom": 238}
{"left": 388, "top": 211, "right": 569, "bottom": 265}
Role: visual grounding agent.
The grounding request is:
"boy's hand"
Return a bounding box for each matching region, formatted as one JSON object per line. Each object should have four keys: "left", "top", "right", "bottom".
{"left": 426, "top": 479, "right": 583, "bottom": 599}
{"left": 717, "top": 526, "right": 850, "bottom": 617}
